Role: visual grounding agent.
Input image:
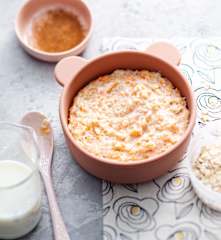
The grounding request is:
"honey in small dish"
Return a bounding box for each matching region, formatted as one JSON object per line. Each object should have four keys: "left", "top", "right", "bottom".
{"left": 29, "top": 8, "right": 85, "bottom": 53}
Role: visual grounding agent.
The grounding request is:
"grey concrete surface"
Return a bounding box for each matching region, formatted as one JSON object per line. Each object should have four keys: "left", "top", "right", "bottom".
{"left": 0, "top": 0, "right": 221, "bottom": 239}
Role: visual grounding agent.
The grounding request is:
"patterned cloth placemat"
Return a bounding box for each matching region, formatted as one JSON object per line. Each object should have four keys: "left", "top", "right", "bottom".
{"left": 101, "top": 38, "right": 221, "bottom": 240}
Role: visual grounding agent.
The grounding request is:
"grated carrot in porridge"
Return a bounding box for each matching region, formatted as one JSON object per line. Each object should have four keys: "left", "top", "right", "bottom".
{"left": 68, "top": 70, "right": 190, "bottom": 162}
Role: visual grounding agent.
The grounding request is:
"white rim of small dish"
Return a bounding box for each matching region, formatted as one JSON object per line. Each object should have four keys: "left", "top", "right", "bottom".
{"left": 187, "top": 122, "right": 221, "bottom": 209}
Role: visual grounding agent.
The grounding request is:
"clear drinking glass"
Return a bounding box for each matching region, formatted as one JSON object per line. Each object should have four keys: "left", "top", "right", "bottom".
{"left": 0, "top": 122, "right": 42, "bottom": 239}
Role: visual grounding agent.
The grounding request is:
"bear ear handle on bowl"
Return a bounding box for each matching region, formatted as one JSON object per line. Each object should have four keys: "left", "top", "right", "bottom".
{"left": 54, "top": 41, "right": 181, "bottom": 87}
{"left": 55, "top": 56, "right": 89, "bottom": 86}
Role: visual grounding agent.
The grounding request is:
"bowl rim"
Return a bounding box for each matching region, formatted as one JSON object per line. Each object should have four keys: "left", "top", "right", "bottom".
{"left": 60, "top": 50, "right": 196, "bottom": 166}
{"left": 15, "top": 0, "right": 93, "bottom": 57}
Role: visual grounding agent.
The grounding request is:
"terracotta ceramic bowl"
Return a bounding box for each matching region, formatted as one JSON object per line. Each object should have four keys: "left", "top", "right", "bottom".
{"left": 15, "top": 0, "right": 93, "bottom": 62}
{"left": 55, "top": 42, "right": 196, "bottom": 183}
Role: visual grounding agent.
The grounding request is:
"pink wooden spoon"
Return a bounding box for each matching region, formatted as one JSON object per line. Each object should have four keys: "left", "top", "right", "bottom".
{"left": 21, "top": 112, "right": 71, "bottom": 240}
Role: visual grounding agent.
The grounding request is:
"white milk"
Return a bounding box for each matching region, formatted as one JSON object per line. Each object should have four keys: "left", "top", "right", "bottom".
{"left": 0, "top": 160, "right": 42, "bottom": 239}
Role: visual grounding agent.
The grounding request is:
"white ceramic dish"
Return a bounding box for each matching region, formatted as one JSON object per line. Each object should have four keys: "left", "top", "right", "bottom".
{"left": 188, "top": 121, "right": 221, "bottom": 211}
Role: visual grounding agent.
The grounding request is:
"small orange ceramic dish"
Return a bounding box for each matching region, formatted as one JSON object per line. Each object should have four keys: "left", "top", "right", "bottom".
{"left": 15, "top": 0, "right": 93, "bottom": 62}
{"left": 55, "top": 42, "right": 196, "bottom": 183}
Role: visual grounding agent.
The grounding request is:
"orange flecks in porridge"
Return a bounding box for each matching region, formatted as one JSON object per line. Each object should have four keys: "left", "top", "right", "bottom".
{"left": 68, "top": 70, "right": 190, "bottom": 162}
{"left": 40, "top": 118, "right": 50, "bottom": 135}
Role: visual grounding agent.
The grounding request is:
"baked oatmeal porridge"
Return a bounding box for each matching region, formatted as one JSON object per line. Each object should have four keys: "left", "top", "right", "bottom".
{"left": 68, "top": 70, "right": 190, "bottom": 162}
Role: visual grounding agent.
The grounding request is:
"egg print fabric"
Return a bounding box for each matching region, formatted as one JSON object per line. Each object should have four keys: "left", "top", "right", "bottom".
{"left": 101, "top": 38, "right": 221, "bottom": 240}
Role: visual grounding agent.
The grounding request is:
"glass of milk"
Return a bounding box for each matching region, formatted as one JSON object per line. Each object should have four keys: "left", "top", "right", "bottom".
{"left": 0, "top": 122, "right": 42, "bottom": 239}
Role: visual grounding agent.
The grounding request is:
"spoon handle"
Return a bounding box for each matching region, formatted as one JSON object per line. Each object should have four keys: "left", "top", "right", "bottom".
{"left": 42, "top": 173, "right": 71, "bottom": 240}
